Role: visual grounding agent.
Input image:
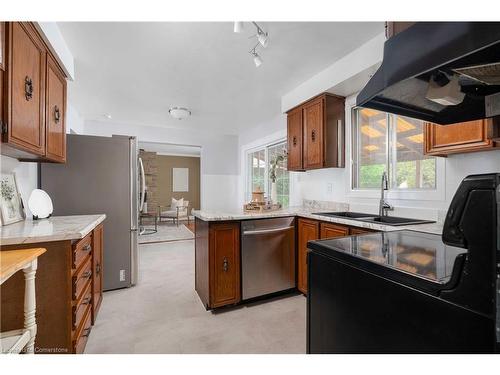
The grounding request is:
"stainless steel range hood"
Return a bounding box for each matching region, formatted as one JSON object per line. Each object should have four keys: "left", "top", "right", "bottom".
{"left": 357, "top": 22, "right": 500, "bottom": 124}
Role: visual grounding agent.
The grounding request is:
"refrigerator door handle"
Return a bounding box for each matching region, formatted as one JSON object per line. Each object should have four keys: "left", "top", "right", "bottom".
{"left": 138, "top": 157, "right": 146, "bottom": 212}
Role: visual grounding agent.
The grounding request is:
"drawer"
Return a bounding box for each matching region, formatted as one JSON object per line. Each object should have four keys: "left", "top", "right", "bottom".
{"left": 73, "top": 304, "right": 92, "bottom": 354}
{"left": 72, "top": 233, "right": 92, "bottom": 270}
{"left": 72, "top": 256, "right": 92, "bottom": 300}
{"left": 72, "top": 281, "right": 92, "bottom": 330}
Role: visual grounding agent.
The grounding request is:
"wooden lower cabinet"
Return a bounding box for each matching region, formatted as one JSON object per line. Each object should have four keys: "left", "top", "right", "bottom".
{"left": 91, "top": 223, "right": 104, "bottom": 323}
{"left": 298, "top": 219, "right": 377, "bottom": 295}
{"left": 195, "top": 218, "right": 241, "bottom": 309}
{"left": 0, "top": 224, "right": 104, "bottom": 354}
{"left": 297, "top": 218, "right": 320, "bottom": 295}
{"left": 424, "top": 119, "right": 500, "bottom": 156}
{"left": 320, "top": 222, "right": 349, "bottom": 239}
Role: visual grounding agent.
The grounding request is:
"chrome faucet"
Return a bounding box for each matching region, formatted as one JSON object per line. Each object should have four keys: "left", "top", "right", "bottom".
{"left": 379, "top": 171, "right": 394, "bottom": 217}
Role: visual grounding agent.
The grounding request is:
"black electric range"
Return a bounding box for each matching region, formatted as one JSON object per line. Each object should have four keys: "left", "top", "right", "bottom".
{"left": 307, "top": 174, "right": 500, "bottom": 354}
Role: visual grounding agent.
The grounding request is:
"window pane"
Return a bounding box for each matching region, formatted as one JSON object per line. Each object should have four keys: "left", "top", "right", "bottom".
{"left": 355, "top": 108, "right": 387, "bottom": 189}
{"left": 248, "top": 149, "right": 266, "bottom": 198}
{"left": 268, "top": 142, "right": 289, "bottom": 208}
{"left": 394, "top": 115, "right": 436, "bottom": 189}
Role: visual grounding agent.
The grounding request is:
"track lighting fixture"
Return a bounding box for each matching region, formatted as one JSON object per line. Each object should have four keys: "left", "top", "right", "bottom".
{"left": 233, "top": 21, "right": 269, "bottom": 67}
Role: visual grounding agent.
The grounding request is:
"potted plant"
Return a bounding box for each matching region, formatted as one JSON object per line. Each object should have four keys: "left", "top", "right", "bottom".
{"left": 269, "top": 153, "right": 286, "bottom": 204}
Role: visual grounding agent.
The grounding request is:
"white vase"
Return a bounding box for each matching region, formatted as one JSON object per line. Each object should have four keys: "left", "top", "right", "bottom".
{"left": 271, "top": 182, "right": 278, "bottom": 204}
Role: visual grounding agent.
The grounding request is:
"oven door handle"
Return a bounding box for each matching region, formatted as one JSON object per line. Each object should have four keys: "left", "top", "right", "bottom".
{"left": 243, "top": 226, "right": 294, "bottom": 236}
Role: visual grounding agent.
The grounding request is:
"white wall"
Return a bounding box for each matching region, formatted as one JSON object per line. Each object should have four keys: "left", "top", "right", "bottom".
{"left": 83, "top": 120, "right": 240, "bottom": 211}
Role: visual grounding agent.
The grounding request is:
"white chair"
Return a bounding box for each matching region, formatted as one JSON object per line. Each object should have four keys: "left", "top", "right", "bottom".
{"left": 158, "top": 199, "right": 190, "bottom": 226}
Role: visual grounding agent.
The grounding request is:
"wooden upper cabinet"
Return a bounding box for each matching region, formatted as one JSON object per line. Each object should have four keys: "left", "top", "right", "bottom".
{"left": 1, "top": 22, "right": 67, "bottom": 163}
{"left": 320, "top": 222, "right": 349, "bottom": 239}
{"left": 45, "top": 53, "right": 67, "bottom": 162}
{"left": 297, "top": 218, "right": 320, "bottom": 295}
{"left": 303, "top": 97, "right": 324, "bottom": 169}
{"left": 209, "top": 222, "right": 241, "bottom": 308}
{"left": 287, "top": 106, "right": 303, "bottom": 171}
{"left": 286, "top": 93, "right": 345, "bottom": 171}
{"left": 424, "top": 119, "right": 500, "bottom": 156}
{"left": 5, "top": 22, "right": 46, "bottom": 156}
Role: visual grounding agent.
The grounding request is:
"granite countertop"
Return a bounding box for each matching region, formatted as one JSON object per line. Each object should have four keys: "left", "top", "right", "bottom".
{"left": 0, "top": 214, "right": 106, "bottom": 246}
{"left": 192, "top": 208, "right": 443, "bottom": 235}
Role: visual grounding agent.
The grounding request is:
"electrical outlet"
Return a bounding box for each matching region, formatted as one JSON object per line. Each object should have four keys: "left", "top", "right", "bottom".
{"left": 119, "top": 269, "right": 126, "bottom": 282}
{"left": 327, "top": 183, "right": 333, "bottom": 194}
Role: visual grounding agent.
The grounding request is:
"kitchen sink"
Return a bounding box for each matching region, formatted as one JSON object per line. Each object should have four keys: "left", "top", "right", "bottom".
{"left": 313, "top": 212, "right": 376, "bottom": 219}
{"left": 312, "top": 212, "right": 435, "bottom": 226}
{"left": 357, "top": 216, "right": 435, "bottom": 226}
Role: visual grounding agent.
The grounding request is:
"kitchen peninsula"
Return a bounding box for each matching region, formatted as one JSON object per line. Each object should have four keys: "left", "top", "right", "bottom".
{"left": 193, "top": 205, "right": 443, "bottom": 310}
{"left": 0, "top": 215, "right": 106, "bottom": 354}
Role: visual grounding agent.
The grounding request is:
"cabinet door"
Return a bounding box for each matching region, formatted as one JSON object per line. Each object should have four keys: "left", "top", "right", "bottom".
{"left": 45, "top": 53, "right": 66, "bottom": 162}
{"left": 297, "top": 218, "right": 319, "bottom": 295}
{"left": 287, "top": 107, "right": 303, "bottom": 171}
{"left": 349, "top": 227, "right": 375, "bottom": 235}
{"left": 91, "top": 224, "right": 104, "bottom": 323}
{"left": 424, "top": 119, "right": 494, "bottom": 156}
{"left": 320, "top": 222, "right": 349, "bottom": 239}
{"left": 303, "top": 97, "right": 324, "bottom": 169}
{"left": 210, "top": 222, "right": 241, "bottom": 308}
{"left": 6, "top": 22, "right": 46, "bottom": 155}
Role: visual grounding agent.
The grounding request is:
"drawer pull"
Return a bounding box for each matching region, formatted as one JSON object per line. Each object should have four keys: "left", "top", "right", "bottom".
{"left": 96, "top": 263, "right": 101, "bottom": 275}
{"left": 222, "top": 257, "right": 229, "bottom": 272}
{"left": 82, "top": 244, "right": 91, "bottom": 252}
{"left": 311, "top": 130, "right": 316, "bottom": 142}
{"left": 82, "top": 270, "right": 92, "bottom": 279}
{"left": 292, "top": 136, "right": 297, "bottom": 146}
{"left": 24, "top": 76, "right": 33, "bottom": 101}
{"left": 82, "top": 328, "right": 91, "bottom": 338}
{"left": 82, "top": 297, "right": 91, "bottom": 305}
{"left": 54, "top": 105, "right": 61, "bottom": 123}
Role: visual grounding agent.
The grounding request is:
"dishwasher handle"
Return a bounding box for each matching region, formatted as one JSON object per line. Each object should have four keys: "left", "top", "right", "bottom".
{"left": 242, "top": 226, "right": 294, "bottom": 236}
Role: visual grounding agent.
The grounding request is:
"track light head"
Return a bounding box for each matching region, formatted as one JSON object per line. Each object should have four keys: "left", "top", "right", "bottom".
{"left": 233, "top": 22, "right": 244, "bottom": 33}
{"left": 252, "top": 50, "right": 262, "bottom": 67}
{"left": 257, "top": 31, "right": 269, "bottom": 48}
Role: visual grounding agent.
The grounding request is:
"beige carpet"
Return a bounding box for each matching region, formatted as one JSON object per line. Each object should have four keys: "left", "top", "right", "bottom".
{"left": 139, "top": 222, "right": 194, "bottom": 244}
{"left": 85, "top": 240, "right": 306, "bottom": 354}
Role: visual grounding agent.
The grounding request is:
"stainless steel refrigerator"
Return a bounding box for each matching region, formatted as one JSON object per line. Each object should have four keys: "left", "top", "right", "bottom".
{"left": 40, "top": 134, "right": 141, "bottom": 290}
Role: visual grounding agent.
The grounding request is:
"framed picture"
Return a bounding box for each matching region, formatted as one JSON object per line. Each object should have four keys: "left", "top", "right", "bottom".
{"left": 172, "top": 168, "right": 189, "bottom": 192}
{"left": 0, "top": 173, "right": 25, "bottom": 225}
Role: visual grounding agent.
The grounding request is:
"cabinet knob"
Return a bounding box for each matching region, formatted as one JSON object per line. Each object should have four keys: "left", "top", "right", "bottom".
{"left": 96, "top": 263, "right": 101, "bottom": 275}
{"left": 24, "top": 76, "right": 33, "bottom": 101}
{"left": 311, "top": 130, "right": 316, "bottom": 142}
{"left": 83, "top": 244, "right": 92, "bottom": 252}
{"left": 54, "top": 105, "right": 61, "bottom": 123}
{"left": 222, "top": 257, "right": 229, "bottom": 272}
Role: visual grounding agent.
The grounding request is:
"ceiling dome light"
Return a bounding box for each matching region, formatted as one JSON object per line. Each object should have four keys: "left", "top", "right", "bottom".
{"left": 234, "top": 22, "right": 244, "bottom": 33}
{"left": 169, "top": 107, "right": 191, "bottom": 120}
{"left": 257, "top": 31, "right": 269, "bottom": 48}
{"left": 252, "top": 51, "right": 263, "bottom": 67}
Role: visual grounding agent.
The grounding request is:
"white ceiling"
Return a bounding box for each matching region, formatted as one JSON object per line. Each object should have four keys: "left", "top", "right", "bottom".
{"left": 59, "top": 22, "right": 383, "bottom": 135}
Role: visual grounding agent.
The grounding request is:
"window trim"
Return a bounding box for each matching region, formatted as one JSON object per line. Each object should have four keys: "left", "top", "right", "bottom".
{"left": 346, "top": 95, "right": 445, "bottom": 202}
{"left": 244, "top": 138, "right": 290, "bottom": 205}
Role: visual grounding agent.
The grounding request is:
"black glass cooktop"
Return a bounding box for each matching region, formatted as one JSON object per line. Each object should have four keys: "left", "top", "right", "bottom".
{"left": 308, "top": 231, "right": 466, "bottom": 286}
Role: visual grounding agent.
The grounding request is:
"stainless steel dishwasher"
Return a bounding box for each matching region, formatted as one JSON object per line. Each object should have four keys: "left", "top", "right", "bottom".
{"left": 241, "top": 217, "right": 296, "bottom": 300}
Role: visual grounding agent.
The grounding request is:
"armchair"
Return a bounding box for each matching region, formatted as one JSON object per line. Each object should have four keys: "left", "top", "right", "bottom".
{"left": 158, "top": 200, "right": 190, "bottom": 226}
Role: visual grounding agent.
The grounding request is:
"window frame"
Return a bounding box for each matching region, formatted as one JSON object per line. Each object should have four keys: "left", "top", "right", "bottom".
{"left": 245, "top": 138, "right": 290, "bottom": 206}
{"left": 347, "top": 95, "right": 445, "bottom": 202}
